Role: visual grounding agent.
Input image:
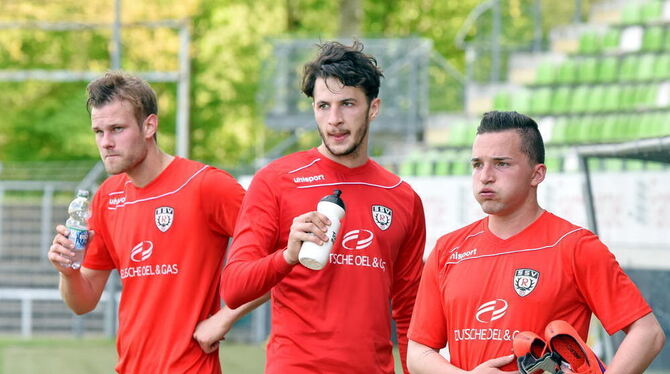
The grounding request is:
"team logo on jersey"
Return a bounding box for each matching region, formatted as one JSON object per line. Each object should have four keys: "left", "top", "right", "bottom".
{"left": 475, "top": 299, "right": 508, "bottom": 323}
{"left": 514, "top": 268, "right": 540, "bottom": 297}
{"left": 154, "top": 206, "right": 174, "bottom": 232}
{"left": 371, "top": 205, "right": 392, "bottom": 231}
{"left": 342, "top": 229, "right": 374, "bottom": 250}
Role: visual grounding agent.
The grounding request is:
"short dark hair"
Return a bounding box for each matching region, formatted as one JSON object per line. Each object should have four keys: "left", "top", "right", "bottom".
{"left": 86, "top": 71, "right": 158, "bottom": 128}
{"left": 477, "top": 111, "right": 545, "bottom": 164}
{"left": 301, "top": 41, "right": 384, "bottom": 103}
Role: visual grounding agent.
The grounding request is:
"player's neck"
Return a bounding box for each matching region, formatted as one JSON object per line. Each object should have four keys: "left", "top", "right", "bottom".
{"left": 128, "top": 146, "right": 175, "bottom": 188}
{"left": 488, "top": 204, "right": 544, "bottom": 240}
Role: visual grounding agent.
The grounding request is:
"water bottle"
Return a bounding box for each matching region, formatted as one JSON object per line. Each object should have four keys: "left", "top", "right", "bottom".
{"left": 298, "top": 189, "right": 346, "bottom": 270}
{"left": 65, "top": 189, "right": 90, "bottom": 269}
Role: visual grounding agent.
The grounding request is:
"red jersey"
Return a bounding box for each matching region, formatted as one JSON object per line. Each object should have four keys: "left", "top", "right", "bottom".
{"left": 221, "top": 148, "right": 426, "bottom": 374}
{"left": 408, "top": 211, "right": 651, "bottom": 371}
{"left": 84, "top": 157, "right": 244, "bottom": 374}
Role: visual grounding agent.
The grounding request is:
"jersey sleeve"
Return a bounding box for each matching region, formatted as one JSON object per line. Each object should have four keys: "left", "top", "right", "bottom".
{"left": 200, "top": 167, "right": 245, "bottom": 237}
{"left": 572, "top": 234, "right": 652, "bottom": 335}
{"left": 408, "top": 236, "right": 449, "bottom": 349}
{"left": 220, "top": 168, "right": 294, "bottom": 309}
{"left": 392, "top": 190, "right": 426, "bottom": 373}
{"left": 82, "top": 189, "right": 117, "bottom": 270}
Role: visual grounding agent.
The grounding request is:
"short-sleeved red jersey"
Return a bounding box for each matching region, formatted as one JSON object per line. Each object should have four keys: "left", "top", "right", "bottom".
{"left": 221, "top": 148, "right": 426, "bottom": 374}
{"left": 84, "top": 157, "right": 244, "bottom": 374}
{"left": 408, "top": 211, "right": 651, "bottom": 371}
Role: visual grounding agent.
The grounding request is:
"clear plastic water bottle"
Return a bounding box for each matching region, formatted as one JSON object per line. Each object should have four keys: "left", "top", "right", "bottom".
{"left": 66, "top": 189, "right": 90, "bottom": 269}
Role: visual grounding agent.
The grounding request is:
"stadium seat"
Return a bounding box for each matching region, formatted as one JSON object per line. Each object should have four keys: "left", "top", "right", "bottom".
{"left": 618, "top": 55, "right": 639, "bottom": 81}
{"left": 552, "top": 87, "right": 572, "bottom": 114}
{"left": 586, "top": 85, "right": 606, "bottom": 112}
{"left": 535, "top": 60, "right": 556, "bottom": 84}
{"left": 601, "top": 29, "right": 620, "bottom": 52}
{"left": 556, "top": 60, "right": 577, "bottom": 84}
{"left": 415, "top": 150, "right": 438, "bottom": 176}
{"left": 654, "top": 54, "right": 670, "bottom": 78}
{"left": 549, "top": 117, "right": 569, "bottom": 145}
{"left": 596, "top": 56, "right": 618, "bottom": 83}
{"left": 530, "top": 87, "right": 552, "bottom": 114}
{"left": 510, "top": 89, "right": 532, "bottom": 114}
{"left": 641, "top": 1, "right": 663, "bottom": 23}
{"left": 621, "top": 2, "right": 642, "bottom": 25}
{"left": 602, "top": 85, "right": 621, "bottom": 112}
{"left": 637, "top": 54, "right": 656, "bottom": 80}
{"left": 570, "top": 86, "right": 591, "bottom": 113}
{"left": 493, "top": 91, "right": 512, "bottom": 110}
{"left": 642, "top": 26, "right": 665, "bottom": 51}
{"left": 577, "top": 57, "right": 598, "bottom": 83}
{"left": 579, "top": 31, "right": 600, "bottom": 54}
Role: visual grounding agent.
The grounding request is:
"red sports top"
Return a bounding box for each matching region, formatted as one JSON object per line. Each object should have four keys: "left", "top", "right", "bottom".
{"left": 84, "top": 157, "right": 244, "bottom": 374}
{"left": 221, "top": 148, "right": 426, "bottom": 374}
{"left": 408, "top": 211, "right": 652, "bottom": 371}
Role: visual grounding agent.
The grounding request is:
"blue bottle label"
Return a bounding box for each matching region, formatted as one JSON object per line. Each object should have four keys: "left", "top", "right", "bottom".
{"left": 68, "top": 228, "right": 89, "bottom": 250}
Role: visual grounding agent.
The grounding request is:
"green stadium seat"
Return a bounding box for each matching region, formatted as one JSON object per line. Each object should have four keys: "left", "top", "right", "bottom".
{"left": 642, "top": 26, "right": 665, "bottom": 51}
{"left": 654, "top": 54, "right": 670, "bottom": 78}
{"left": 493, "top": 91, "right": 512, "bottom": 111}
{"left": 552, "top": 87, "right": 572, "bottom": 114}
{"left": 433, "top": 151, "right": 452, "bottom": 176}
{"left": 600, "top": 115, "right": 619, "bottom": 141}
{"left": 601, "top": 29, "right": 620, "bottom": 52}
{"left": 637, "top": 54, "right": 656, "bottom": 81}
{"left": 535, "top": 60, "right": 556, "bottom": 84}
{"left": 510, "top": 89, "right": 532, "bottom": 114}
{"left": 641, "top": 0, "right": 663, "bottom": 22}
{"left": 596, "top": 56, "right": 618, "bottom": 83}
{"left": 620, "top": 85, "right": 637, "bottom": 110}
{"left": 602, "top": 85, "right": 621, "bottom": 112}
{"left": 570, "top": 86, "right": 591, "bottom": 113}
{"left": 450, "top": 151, "right": 472, "bottom": 176}
{"left": 579, "top": 31, "right": 600, "bottom": 54}
{"left": 549, "top": 117, "right": 569, "bottom": 144}
{"left": 446, "top": 122, "right": 476, "bottom": 147}
{"left": 415, "top": 150, "right": 438, "bottom": 176}
{"left": 621, "top": 2, "right": 642, "bottom": 25}
{"left": 399, "top": 152, "right": 419, "bottom": 177}
{"left": 586, "top": 85, "right": 606, "bottom": 112}
{"left": 577, "top": 57, "right": 598, "bottom": 83}
{"left": 544, "top": 155, "right": 562, "bottom": 172}
{"left": 619, "top": 55, "right": 639, "bottom": 81}
{"left": 556, "top": 60, "right": 577, "bottom": 84}
{"left": 530, "top": 87, "right": 552, "bottom": 114}
{"left": 564, "top": 117, "right": 582, "bottom": 143}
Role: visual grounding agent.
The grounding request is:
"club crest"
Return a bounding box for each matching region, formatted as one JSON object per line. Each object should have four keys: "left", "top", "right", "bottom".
{"left": 155, "top": 206, "right": 174, "bottom": 232}
{"left": 371, "top": 205, "right": 392, "bottom": 231}
{"left": 514, "top": 268, "right": 539, "bottom": 297}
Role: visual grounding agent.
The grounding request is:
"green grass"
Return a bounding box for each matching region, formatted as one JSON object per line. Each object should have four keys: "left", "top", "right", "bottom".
{"left": 0, "top": 337, "right": 405, "bottom": 373}
{"left": 0, "top": 337, "right": 265, "bottom": 374}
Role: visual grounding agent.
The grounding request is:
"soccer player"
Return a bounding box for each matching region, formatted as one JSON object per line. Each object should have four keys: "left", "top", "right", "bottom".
{"left": 220, "top": 41, "right": 426, "bottom": 373}
{"left": 407, "top": 111, "right": 666, "bottom": 373}
{"left": 48, "top": 72, "right": 249, "bottom": 373}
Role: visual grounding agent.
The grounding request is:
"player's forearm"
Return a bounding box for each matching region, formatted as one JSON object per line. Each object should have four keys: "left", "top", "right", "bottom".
{"left": 605, "top": 313, "right": 666, "bottom": 374}
{"left": 407, "top": 340, "right": 463, "bottom": 374}
{"left": 221, "top": 250, "right": 292, "bottom": 308}
{"left": 59, "top": 271, "right": 105, "bottom": 314}
{"left": 223, "top": 293, "right": 270, "bottom": 324}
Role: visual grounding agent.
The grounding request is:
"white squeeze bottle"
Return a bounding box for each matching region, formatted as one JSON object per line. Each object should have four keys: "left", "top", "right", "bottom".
{"left": 66, "top": 189, "right": 91, "bottom": 269}
{"left": 298, "top": 189, "right": 346, "bottom": 270}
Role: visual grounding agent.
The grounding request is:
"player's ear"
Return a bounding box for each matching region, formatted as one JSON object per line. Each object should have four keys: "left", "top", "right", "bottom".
{"left": 142, "top": 114, "right": 158, "bottom": 140}
{"left": 530, "top": 163, "right": 546, "bottom": 187}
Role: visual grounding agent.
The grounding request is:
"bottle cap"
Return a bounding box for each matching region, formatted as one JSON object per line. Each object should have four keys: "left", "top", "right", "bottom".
{"left": 320, "top": 189, "right": 345, "bottom": 210}
{"left": 77, "top": 189, "right": 90, "bottom": 198}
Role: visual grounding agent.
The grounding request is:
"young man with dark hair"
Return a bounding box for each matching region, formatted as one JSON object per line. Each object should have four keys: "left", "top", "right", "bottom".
{"left": 407, "top": 111, "right": 665, "bottom": 373}
{"left": 48, "top": 72, "right": 248, "bottom": 373}
{"left": 220, "top": 41, "right": 426, "bottom": 373}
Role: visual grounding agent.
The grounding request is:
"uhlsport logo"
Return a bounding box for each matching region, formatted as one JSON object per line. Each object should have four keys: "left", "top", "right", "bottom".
{"left": 155, "top": 206, "right": 174, "bottom": 232}
{"left": 293, "top": 174, "right": 325, "bottom": 184}
{"left": 130, "top": 241, "right": 154, "bottom": 262}
{"left": 475, "top": 299, "right": 508, "bottom": 323}
{"left": 342, "top": 229, "right": 374, "bottom": 250}
{"left": 371, "top": 205, "right": 392, "bottom": 231}
{"left": 514, "top": 268, "right": 540, "bottom": 297}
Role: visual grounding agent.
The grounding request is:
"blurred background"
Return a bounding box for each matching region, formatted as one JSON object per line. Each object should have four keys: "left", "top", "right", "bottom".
{"left": 0, "top": 0, "right": 668, "bottom": 372}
